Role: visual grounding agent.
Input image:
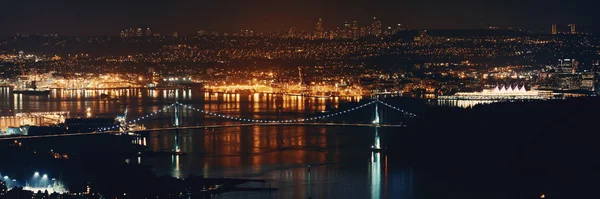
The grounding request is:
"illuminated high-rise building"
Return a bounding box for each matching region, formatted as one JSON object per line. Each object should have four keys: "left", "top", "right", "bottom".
{"left": 127, "top": 28, "right": 134, "bottom": 37}
{"left": 551, "top": 24, "right": 557, "bottom": 35}
{"left": 351, "top": 21, "right": 359, "bottom": 39}
{"left": 384, "top": 26, "right": 393, "bottom": 36}
{"left": 343, "top": 22, "right": 351, "bottom": 39}
{"left": 136, "top": 28, "right": 143, "bottom": 37}
{"left": 369, "top": 17, "right": 382, "bottom": 36}
{"left": 145, "top": 28, "right": 152, "bottom": 37}
{"left": 557, "top": 59, "right": 577, "bottom": 73}
{"left": 569, "top": 24, "right": 576, "bottom": 34}
{"left": 315, "top": 18, "right": 324, "bottom": 39}
{"left": 572, "top": 59, "right": 579, "bottom": 74}
{"left": 288, "top": 26, "right": 295, "bottom": 38}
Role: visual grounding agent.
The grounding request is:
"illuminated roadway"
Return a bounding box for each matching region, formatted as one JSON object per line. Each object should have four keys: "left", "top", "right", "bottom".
{"left": 112, "top": 122, "right": 406, "bottom": 133}
{"left": 0, "top": 123, "right": 405, "bottom": 140}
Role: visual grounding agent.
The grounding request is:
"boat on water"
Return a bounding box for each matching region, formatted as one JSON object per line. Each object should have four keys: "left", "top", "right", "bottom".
{"left": 12, "top": 79, "right": 51, "bottom": 95}
{"left": 13, "top": 89, "right": 51, "bottom": 95}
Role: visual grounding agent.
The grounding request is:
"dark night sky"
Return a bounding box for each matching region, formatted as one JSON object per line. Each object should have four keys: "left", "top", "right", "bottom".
{"left": 0, "top": 0, "right": 597, "bottom": 36}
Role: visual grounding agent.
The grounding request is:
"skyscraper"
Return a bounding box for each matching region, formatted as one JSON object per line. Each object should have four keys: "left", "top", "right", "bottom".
{"left": 552, "top": 24, "right": 557, "bottom": 35}
{"left": 315, "top": 18, "right": 324, "bottom": 39}
{"left": 145, "top": 28, "right": 152, "bottom": 37}
{"left": 136, "top": 28, "right": 143, "bottom": 37}
{"left": 569, "top": 24, "right": 576, "bottom": 34}
{"left": 572, "top": 59, "right": 579, "bottom": 74}
{"left": 351, "top": 21, "right": 359, "bottom": 39}
{"left": 369, "top": 17, "right": 382, "bottom": 36}
{"left": 343, "top": 22, "right": 351, "bottom": 39}
{"left": 288, "top": 26, "right": 295, "bottom": 38}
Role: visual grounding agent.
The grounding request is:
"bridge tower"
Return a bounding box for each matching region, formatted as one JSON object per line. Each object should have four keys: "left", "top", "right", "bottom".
{"left": 372, "top": 102, "right": 381, "bottom": 151}
{"left": 372, "top": 102, "right": 380, "bottom": 125}
{"left": 173, "top": 103, "right": 181, "bottom": 153}
{"left": 117, "top": 106, "right": 129, "bottom": 134}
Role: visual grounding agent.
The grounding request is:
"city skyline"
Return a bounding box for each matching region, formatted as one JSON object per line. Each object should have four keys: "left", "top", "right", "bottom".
{"left": 0, "top": 0, "right": 597, "bottom": 36}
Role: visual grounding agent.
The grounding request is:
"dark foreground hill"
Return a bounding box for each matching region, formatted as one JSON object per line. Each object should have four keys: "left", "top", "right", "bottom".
{"left": 387, "top": 97, "right": 600, "bottom": 199}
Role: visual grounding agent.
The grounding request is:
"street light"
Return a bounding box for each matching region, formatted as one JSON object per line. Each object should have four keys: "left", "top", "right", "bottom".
{"left": 42, "top": 174, "right": 48, "bottom": 179}
{"left": 3, "top": 176, "right": 8, "bottom": 180}
{"left": 34, "top": 172, "right": 40, "bottom": 177}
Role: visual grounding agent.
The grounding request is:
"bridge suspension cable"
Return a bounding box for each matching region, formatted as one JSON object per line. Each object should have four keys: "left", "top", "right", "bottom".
{"left": 98, "top": 103, "right": 177, "bottom": 132}
{"left": 176, "top": 100, "right": 377, "bottom": 123}
{"left": 376, "top": 100, "right": 418, "bottom": 117}
{"left": 96, "top": 99, "right": 417, "bottom": 132}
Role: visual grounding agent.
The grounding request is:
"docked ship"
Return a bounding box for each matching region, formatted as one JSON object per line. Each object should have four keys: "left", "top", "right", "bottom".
{"left": 13, "top": 88, "right": 51, "bottom": 95}
{"left": 438, "top": 85, "right": 554, "bottom": 100}
{"left": 12, "top": 78, "right": 51, "bottom": 95}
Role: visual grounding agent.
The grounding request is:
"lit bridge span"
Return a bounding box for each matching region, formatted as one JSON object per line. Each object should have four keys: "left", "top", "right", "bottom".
{"left": 2, "top": 99, "right": 417, "bottom": 152}
{"left": 107, "top": 122, "right": 407, "bottom": 133}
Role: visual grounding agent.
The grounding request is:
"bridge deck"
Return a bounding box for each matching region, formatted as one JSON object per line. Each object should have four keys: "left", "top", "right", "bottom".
{"left": 118, "top": 122, "right": 405, "bottom": 133}
{"left": 0, "top": 123, "right": 404, "bottom": 140}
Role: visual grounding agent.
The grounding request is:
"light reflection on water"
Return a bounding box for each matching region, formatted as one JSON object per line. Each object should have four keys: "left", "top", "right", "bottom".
{"left": 371, "top": 152, "right": 382, "bottom": 199}
{"left": 0, "top": 88, "right": 361, "bottom": 118}
{"left": 432, "top": 99, "right": 498, "bottom": 108}
{"left": 139, "top": 126, "right": 413, "bottom": 199}
{"left": 1, "top": 88, "right": 412, "bottom": 199}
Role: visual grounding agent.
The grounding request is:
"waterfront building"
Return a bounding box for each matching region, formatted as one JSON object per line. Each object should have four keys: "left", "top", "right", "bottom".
{"left": 439, "top": 85, "right": 554, "bottom": 100}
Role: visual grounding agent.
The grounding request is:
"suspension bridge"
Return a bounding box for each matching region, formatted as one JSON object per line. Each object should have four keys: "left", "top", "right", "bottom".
{"left": 1, "top": 99, "right": 416, "bottom": 152}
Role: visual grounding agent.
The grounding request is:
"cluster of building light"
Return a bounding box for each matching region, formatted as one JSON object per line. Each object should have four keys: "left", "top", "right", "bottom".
{"left": 162, "top": 77, "right": 193, "bottom": 81}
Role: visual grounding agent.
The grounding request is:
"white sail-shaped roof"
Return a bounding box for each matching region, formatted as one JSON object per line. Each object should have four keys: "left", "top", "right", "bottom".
{"left": 454, "top": 84, "right": 543, "bottom": 99}
{"left": 518, "top": 85, "right": 525, "bottom": 92}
